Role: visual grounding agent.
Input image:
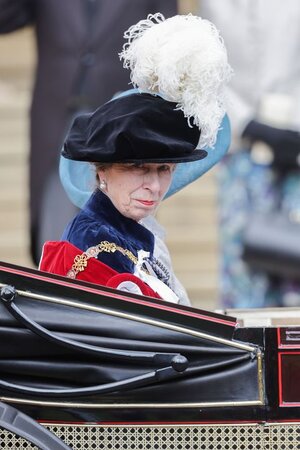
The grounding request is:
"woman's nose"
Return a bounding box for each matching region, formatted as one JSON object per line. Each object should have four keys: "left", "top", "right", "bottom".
{"left": 143, "top": 171, "right": 160, "bottom": 192}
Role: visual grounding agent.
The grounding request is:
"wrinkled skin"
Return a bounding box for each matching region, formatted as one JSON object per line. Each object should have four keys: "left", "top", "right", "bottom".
{"left": 98, "top": 163, "right": 176, "bottom": 221}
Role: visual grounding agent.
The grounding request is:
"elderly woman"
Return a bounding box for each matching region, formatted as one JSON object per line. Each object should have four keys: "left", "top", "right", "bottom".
{"left": 39, "top": 13, "right": 232, "bottom": 304}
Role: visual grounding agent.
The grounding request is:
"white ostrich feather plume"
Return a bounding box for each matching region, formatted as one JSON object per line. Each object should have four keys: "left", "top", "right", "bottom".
{"left": 120, "top": 13, "right": 233, "bottom": 148}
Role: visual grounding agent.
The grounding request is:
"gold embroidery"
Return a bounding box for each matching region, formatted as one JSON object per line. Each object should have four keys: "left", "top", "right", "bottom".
{"left": 66, "top": 241, "right": 140, "bottom": 279}
{"left": 73, "top": 254, "right": 88, "bottom": 272}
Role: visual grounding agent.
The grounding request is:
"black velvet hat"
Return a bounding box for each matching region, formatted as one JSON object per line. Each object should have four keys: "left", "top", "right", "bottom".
{"left": 62, "top": 93, "right": 207, "bottom": 164}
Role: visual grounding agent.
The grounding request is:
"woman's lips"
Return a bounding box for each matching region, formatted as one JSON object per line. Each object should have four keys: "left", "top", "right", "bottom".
{"left": 136, "top": 199, "right": 156, "bottom": 206}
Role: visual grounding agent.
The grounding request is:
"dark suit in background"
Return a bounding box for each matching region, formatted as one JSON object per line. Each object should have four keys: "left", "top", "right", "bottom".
{"left": 0, "top": 0, "right": 177, "bottom": 264}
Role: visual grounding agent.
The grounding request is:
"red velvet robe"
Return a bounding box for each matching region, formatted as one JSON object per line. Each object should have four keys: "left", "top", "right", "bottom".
{"left": 40, "top": 240, "right": 161, "bottom": 299}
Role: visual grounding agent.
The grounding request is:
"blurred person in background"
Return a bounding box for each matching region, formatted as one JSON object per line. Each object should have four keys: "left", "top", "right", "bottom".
{"left": 198, "top": 0, "right": 300, "bottom": 309}
{"left": 0, "top": 0, "right": 177, "bottom": 266}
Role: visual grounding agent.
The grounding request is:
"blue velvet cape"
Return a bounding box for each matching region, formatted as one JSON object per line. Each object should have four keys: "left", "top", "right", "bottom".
{"left": 61, "top": 189, "right": 155, "bottom": 274}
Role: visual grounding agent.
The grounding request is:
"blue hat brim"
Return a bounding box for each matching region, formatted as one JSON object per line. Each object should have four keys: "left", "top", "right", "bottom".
{"left": 165, "top": 113, "right": 230, "bottom": 199}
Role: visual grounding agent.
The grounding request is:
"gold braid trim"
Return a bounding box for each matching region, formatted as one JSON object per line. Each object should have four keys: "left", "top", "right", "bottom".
{"left": 66, "top": 241, "right": 140, "bottom": 279}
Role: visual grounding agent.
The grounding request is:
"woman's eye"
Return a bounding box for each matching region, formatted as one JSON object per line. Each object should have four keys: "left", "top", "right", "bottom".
{"left": 159, "top": 165, "right": 171, "bottom": 172}
{"left": 130, "top": 163, "right": 145, "bottom": 171}
{"left": 126, "top": 163, "right": 145, "bottom": 172}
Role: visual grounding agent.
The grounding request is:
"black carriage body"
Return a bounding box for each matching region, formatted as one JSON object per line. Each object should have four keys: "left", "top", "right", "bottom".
{"left": 0, "top": 261, "right": 300, "bottom": 449}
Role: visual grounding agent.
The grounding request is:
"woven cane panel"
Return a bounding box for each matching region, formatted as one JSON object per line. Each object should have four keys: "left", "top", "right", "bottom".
{"left": 0, "top": 431, "right": 36, "bottom": 448}
{"left": 1, "top": 423, "right": 300, "bottom": 449}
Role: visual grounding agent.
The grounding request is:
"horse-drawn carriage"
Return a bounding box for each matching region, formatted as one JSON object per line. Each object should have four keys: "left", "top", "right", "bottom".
{"left": 0, "top": 260, "right": 299, "bottom": 449}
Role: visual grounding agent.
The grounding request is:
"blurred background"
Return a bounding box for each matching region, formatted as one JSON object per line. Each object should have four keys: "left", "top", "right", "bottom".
{"left": 0, "top": 0, "right": 299, "bottom": 311}
{"left": 0, "top": 27, "right": 33, "bottom": 267}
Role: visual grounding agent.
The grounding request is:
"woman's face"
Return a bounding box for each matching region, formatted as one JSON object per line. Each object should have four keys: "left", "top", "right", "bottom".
{"left": 98, "top": 163, "right": 176, "bottom": 221}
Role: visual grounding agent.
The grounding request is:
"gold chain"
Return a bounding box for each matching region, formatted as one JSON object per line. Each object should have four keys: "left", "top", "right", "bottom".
{"left": 67, "top": 241, "right": 139, "bottom": 279}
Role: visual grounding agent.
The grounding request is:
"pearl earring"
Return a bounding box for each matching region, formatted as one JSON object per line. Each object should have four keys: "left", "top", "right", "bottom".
{"left": 100, "top": 180, "right": 107, "bottom": 190}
